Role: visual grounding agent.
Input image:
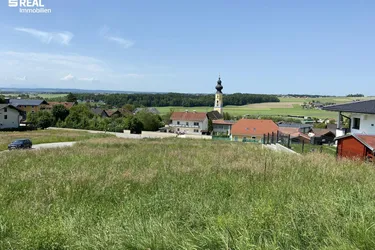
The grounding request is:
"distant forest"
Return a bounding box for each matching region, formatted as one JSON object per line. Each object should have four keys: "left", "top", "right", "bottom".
{"left": 72, "top": 93, "right": 280, "bottom": 107}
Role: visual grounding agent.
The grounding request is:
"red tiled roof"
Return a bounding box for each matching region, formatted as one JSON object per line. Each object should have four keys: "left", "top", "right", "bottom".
{"left": 279, "top": 127, "right": 299, "bottom": 135}
{"left": 231, "top": 119, "right": 278, "bottom": 136}
{"left": 213, "top": 120, "right": 235, "bottom": 125}
{"left": 170, "top": 112, "right": 207, "bottom": 121}
{"left": 357, "top": 135, "right": 375, "bottom": 151}
{"left": 45, "top": 102, "right": 75, "bottom": 109}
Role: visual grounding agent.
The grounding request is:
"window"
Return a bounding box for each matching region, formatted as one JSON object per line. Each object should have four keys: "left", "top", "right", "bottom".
{"left": 177, "top": 121, "right": 180, "bottom": 125}
{"left": 194, "top": 122, "right": 199, "bottom": 126}
{"left": 353, "top": 118, "right": 360, "bottom": 130}
{"left": 186, "top": 122, "right": 189, "bottom": 126}
{"left": 4, "top": 108, "right": 7, "bottom": 112}
{"left": 4, "top": 115, "right": 7, "bottom": 120}
{"left": 194, "top": 129, "right": 199, "bottom": 133}
{"left": 177, "top": 128, "right": 180, "bottom": 132}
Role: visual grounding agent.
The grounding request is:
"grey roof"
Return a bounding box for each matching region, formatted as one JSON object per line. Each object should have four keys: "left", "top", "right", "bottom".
{"left": 277, "top": 122, "right": 313, "bottom": 129}
{"left": 9, "top": 99, "right": 47, "bottom": 106}
{"left": 133, "top": 107, "right": 160, "bottom": 114}
{"left": 0, "top": 104, "right": 24, "bottom": 113}
{"left": 207, "top": 110, "right": 224, "bottom": 120}
{"left": 322, "top": 100, "right": 375, "bottom": 114}
{"left": 91, "top": 108, "right": 106, "bottom": 116}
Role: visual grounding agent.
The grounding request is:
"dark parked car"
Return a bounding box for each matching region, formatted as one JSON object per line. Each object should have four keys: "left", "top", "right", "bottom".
{"left": 8, "top": 139, "right": 33, "bottom": 150}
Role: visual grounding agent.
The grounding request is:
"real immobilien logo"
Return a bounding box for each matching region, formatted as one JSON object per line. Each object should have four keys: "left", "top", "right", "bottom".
{"left": 9, "top": 0, "right": 52, "bottom": 14}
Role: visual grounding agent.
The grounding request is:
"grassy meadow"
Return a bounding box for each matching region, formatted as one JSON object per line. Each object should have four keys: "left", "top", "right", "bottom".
{"left": 156, "top": 97, "right": 374, "bottom": 119}
{"left": 1, "top": 138, "right": 375, "bottom": 249}
{"left": 0, "top": 130, "right": 113, "bottom": 151}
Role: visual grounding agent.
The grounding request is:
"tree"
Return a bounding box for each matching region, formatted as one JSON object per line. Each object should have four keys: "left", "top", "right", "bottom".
{"left": 66, "top": 92, "right": 78, "bottom": 103}
{"left": 122, "top": 104, "right": 135, "bottom": 112}
{"left": 135, "top": 110, "right": 162, "bottom": 131}
{"left": 27, "top": 111, "right": 53, "bottom": 129}
{"left": 125, "top": 116, "right": 143, "bottom": 134}
{"left": 52, "top": 104, "right": 69, "bottom": 123}
{"left": 64, "top": 104, "right": 93, "bottom": 129}
{"left": 0, "top": 95, "right": 5, "bottom": 104}
{"left": 208, "top": 119, "right": 213, "bottom": 134}
{"left": 223, "top": 112, "right": 232, "bottom": 120}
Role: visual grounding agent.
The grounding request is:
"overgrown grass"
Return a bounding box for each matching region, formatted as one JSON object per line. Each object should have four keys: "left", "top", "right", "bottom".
{"left": 0, "top": 129, "right": 113, "bottom": 151}
{"left": 291, "top": 143, "right": 337, "bottom": 156}
{"left": 1, "top": 138, "right": 375, "bottom": 249}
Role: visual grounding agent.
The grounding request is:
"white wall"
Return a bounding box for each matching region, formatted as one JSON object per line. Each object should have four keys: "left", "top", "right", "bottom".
{"left": 0, "top": 107, "right": 21, "bottom": 129}
{"left": 351, "top": 113, "right": 375, "bottom": 135}
{"left": 170, "top": 117, "right": 208, "bottom": 134}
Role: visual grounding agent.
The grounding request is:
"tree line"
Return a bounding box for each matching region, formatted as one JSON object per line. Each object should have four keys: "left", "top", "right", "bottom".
{"left": 28, "top": 104, "right": 165, "bottom": 133}
{"left": 62, "top": 93, "right": 280, "bottom": 107}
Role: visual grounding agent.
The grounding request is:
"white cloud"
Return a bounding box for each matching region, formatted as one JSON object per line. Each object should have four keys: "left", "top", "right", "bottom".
{"left": 99, "top": 26, "right": 134, "bottom": 49}
{"left": 60, "top": 74, "right": 75, "bottom": 81}
{"left": 14, "top": 27, "right": 74, "bottom": 45}
{"left": 14, "top": 76, "right": 27, "bottom": 81}
{"left": 107, "top": 36, "right": 134, "bottom": 49}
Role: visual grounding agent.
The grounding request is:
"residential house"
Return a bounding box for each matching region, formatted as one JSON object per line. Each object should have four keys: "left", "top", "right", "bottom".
{"left": 277, "top": 122, "right": 313, "bottom": 134}
{"left": 169, "top": 111, "right": 208, "bottom": 134}
{"left": 91, "top": 108, "right": 109, "bottom": 118}
{"left": 7, "top": 99, "right": 48, "bottom": 114}
{"left": 278, "top": 127, "right": 310, "bottom": 143}
{"left": 212, "top": 120, "right": 235, "bottom": 136}
{"left": 40, "top": 102, "right": 75, "bottom": 111}
{"left": 308, "top": 129, "right": 336, "bottom": 145}
{"left": 323, "top": 100, "right": 375, "bottom": 160}
{"left": 0, "top": 104, "right": 24, "bottom": 129}
{"left": 323, "top": 100, "right": 375, "bottom": 137}
{"left": 105, "top": 109, "right": 122, "bottom": 118}
{"left": 231, "top": 119, "right": 278, "bottom": 142}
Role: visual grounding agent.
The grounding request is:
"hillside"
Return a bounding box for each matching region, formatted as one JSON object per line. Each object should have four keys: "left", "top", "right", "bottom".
{"left": 1, "top": 138, "right": 374, "bottom": 249}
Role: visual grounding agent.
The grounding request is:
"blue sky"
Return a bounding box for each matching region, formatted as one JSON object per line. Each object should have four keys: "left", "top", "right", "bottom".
{"left": 1, "top": 0, "right": 375, "bottom": 95}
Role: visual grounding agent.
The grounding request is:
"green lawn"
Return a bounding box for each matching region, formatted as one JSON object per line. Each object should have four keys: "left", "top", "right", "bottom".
{"left": 0, "top": 129, "right": 113, "bottom": 151}
{"left": 157, "top": 104, "right": 337, "bottom": 119}
{"left": 1, "top": 138, "right": 375, "bottom": 249}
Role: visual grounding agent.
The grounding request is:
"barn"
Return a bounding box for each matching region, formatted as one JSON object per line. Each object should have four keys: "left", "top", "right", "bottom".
{"left": 336, "top": 134, "right": 375, "bottom": 161}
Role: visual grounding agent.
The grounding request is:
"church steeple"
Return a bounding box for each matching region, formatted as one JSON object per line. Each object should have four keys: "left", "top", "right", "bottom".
{"left": 216, "top": 75, "right": 223, "bottom": 93}
{"left": 214, "top": 75, "right": 224, "bottom": 114}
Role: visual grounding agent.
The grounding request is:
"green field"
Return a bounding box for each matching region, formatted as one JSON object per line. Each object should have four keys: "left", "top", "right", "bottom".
{"left": 0, "top": 130, "right": 113, "bottom": 151}
{"left": 156, "top": 96, "right": 374, "bottom": 119}
{"left": 1, "top": 138, "right": 375, "bottom": 249}
{"left": 1, "top": 93, "right": 68, "bottom": 99}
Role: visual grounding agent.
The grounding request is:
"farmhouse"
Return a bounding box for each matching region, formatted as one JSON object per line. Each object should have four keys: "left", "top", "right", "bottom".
{"left": 231, "top": 119, "right": 278, "bottom": 142}
{"left": 0, "top": 104, "right": 24, "bottom": 129}
{"left": 169, "top": 111, "right": 208, "bottom": 135}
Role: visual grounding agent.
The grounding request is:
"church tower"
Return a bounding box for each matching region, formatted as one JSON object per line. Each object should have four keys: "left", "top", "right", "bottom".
{"left": 214, "top": 76, "right": 223, "bottom": 114}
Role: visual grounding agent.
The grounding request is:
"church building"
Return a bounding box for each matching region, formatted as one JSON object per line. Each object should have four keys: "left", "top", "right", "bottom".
{"left": 214, "top": 76, "right": 224, "bottom": 114}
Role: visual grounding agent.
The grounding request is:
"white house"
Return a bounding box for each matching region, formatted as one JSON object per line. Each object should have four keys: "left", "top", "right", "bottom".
{"left": 169, "top": 111, "right": 209, "bottom": 135}
{"left": 0, "top": 104, "right": 24, "bottom": 129}
{"left": 323, "top": 100, "right": 375, "bottom": 136}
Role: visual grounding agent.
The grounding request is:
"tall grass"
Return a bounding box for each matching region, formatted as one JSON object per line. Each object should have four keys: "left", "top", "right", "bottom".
{"left": 1, "top": 138, "right": 374, "bottom": 249}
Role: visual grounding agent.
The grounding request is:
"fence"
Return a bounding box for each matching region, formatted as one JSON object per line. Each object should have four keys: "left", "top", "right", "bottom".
{"left": 263, "top": 131, "right": 337, "bottom": 156}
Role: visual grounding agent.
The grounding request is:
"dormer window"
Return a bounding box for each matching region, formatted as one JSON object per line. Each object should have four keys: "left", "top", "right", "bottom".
{"left": 353, "top": 118, "right": 360, "bottom": 130}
